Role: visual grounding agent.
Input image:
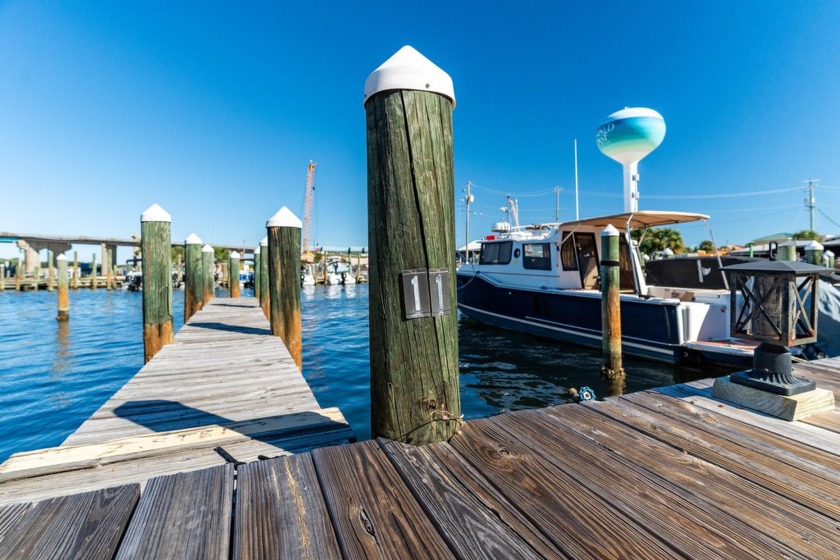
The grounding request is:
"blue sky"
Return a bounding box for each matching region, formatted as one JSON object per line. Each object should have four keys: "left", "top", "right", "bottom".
{"left": 2, "top": 1, "right": 840, "bottom": 262}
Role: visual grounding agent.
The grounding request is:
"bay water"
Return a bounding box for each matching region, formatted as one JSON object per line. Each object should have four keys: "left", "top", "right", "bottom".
{"left": 0, "top": 284, "right": 707, "bottom": 462}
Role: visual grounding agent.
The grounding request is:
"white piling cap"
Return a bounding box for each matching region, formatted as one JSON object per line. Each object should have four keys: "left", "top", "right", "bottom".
{"left": 202, "top": 244, "right": 214, "bottom": 253}
{"left": 364, "top": 45, "right": 455, "bottom": 108}
{"left": 141, "top": 203, "right": 171, "bottom": 223}
{"left": 266, "top": 206, "right": 303, "bottom": 229}
{"left": 56, "top": 253, "right": 67, "bottom": 261}
{"left": 805, "top": 240, "right": 824, "bottom": 250}
{"left": 825, "top": 250, "right": 834, "bottom": 257}
{"left": 230, "top": 251, "right": 241, "bottom": 259}
{"left": 602, "top": 224, "right": 620, "bottom": 237}
{"left": 254, "top": 247, "right": 261, "bottom": 255}
{"left": 185, "top": 233, "right": 202, "bottom": 245}
{"left": 260, "top": 236, "right": 268, "bottom": 247}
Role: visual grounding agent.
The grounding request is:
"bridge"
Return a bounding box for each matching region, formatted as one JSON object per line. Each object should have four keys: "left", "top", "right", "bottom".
{"left": 0, "top": 231, "right": 255, "bottom": 274}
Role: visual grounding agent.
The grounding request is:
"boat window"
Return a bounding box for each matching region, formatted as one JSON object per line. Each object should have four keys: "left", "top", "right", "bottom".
{"left": 618, "top": 236, "right": 636, "bottom": 290}
{"left": 479, "top": 241, "right": 512, "bottom": 265}
{"left": 560, "top": 232, "right": 578, "bottom": 270}
{"left": 523, "top": 243, "right": 551, "bottom": 270}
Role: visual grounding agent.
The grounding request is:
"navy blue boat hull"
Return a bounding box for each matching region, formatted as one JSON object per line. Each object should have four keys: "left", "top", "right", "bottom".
{"left": 457, "top": 273, "right": 684, "bottom": 364}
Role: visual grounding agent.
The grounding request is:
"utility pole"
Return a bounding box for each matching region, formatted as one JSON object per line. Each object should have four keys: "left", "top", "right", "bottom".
{"left": 465, "top": 181, "right": 474, "bottom": 263}
{"left": 804, "top": 179, "right": 819, "bottom": 232}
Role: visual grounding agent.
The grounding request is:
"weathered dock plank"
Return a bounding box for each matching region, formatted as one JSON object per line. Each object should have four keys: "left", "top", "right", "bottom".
{"left": 234, "top": 454, "right": 341, "bottom": 560}
{"left": 115, "top": 465, "right": 233, "bottom": 560}
{"left": 311, "top": 440, "right": 454, "bottom": 559}
{"left": 0, "top": 485, "right": 138, "bottom": 560}
{"left": 449, "top": 417, "right": 681, "bottom": 559}
{"left": 378, "top": 437, "right": 549, "bottom": 559}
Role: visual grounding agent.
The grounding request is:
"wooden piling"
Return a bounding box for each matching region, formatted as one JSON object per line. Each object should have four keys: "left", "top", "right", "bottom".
{"left": 253, "top": 247, "right": 261, "bottom": 301}
{"left": 56, "top": 254, "right": 69, "bottom": 321}
{"left": 364, "top": 46, "right": 460, "bottom": 445}
{"left": 47, "top": 250, "right": 55, "bottom": 292}
{"left": 259, "top": 237, "right": 269, "bottom": 319}
{"left": 15, "top": 257, "right": 21, "bottom": 291}
{"left": 184, "top": 234, "right": 203, "bottom": 323}
{"left": 600, "top": 224, "right": 625, "bottom": 380}
{"left": 90, "top": 253, "right": 97, "bottom": 290}
{"left": 778, "top": 241, "right": 797, "bottom": 262}
{"left": 140, "top": 204, "right": 174, "bottom": 363}
{"left": 267, "top": 207, "right": 303, "bottom": 369}
{"left": 805, "top": 240, "right": 824, "bottom": 266}
{"left": 0, "top": 264, "right": 5, "bottom": 291}
{"left": 72, "top": 251, "right": 79, "bottom": 289}
{"left": 202, "top": 244, "right": 215, "bottom": 304}
{"left": 229, "top": 251, "right": 241, "bottom": 298}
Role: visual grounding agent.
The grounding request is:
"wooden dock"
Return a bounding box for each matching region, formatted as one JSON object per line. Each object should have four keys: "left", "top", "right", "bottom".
{"left": 0, "top": 297, "right": 354, "bottom": 506}
{"left": 1, "top": 352, "right": 838, "bottom": 558}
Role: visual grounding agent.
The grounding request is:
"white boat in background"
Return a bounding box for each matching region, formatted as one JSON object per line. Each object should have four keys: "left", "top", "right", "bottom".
{"left": 301, "top": 266, "right": 316, "bottom": 287}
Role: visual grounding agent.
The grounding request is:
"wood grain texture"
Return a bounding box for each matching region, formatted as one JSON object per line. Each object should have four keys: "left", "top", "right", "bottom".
{"left": 570, "top": 400, "right": 840, "bottom": 557}
{"left": 0, "top": 485, "right": 138, "bottom": 560}
{"left": 495, "top": 407, "right": 794, "bottom": 559}
{"left": 116, "top": 465, "right": 233, "bottom": 560}
{"left": 378, "top": 438, "right": 545, "bottom": 559}
{"left": 366, "top": 88, "right": 460, "bottom": 445}
{"left": 448, "top": 418, "right": 680, "bottom": 560}
{"left": 141, "top": 220, "right": 173, "bottom": 362}
{"left": 234, "top": 454, "right": 340, "bottom": 560}
{"left": 312, "top": 440, "right": 454, "bottom": 559}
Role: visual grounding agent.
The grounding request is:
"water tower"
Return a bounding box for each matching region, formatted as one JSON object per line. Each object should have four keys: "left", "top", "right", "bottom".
{"left": 596, "top": 107, "right": 666, "bottom": 213}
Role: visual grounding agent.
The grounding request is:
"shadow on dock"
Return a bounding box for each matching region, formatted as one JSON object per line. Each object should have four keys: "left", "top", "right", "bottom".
{"left": 186, "top": 321, "right": 270, "bottom": 336}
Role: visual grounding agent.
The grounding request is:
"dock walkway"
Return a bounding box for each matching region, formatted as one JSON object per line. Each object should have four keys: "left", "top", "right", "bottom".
{"left": 0, "top": 297, "right": 354, "bottom": 506}
{"left": 1, "top": 355, "right": 838, "bottom": 557}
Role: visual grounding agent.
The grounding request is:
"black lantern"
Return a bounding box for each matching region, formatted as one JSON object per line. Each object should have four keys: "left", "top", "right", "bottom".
{"left": 722, "top": 260, "right": 826, "bottom": 396}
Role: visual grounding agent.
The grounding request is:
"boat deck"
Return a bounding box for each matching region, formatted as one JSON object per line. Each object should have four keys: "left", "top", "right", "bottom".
{"left": 1, "top": 357, "right": 838, "bottom": 558}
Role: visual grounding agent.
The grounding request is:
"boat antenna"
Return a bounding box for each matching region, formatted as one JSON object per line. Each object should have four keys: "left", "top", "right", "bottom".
{"left": 574, "top": 139, "right": 579, "bottom": 220}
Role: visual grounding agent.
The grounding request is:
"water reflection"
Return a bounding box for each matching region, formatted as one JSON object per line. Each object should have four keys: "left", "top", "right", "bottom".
{"left": 52, "top": 320, "right": 72, "bottom": 376}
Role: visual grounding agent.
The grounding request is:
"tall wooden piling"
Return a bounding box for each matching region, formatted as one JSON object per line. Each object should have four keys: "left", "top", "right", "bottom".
{"left": 184, "top": 234, "right": 203, "bottom": 323}
{"left": 364, "top": 46, "right": 460, "bottom": 445}
{"left": 0, "top": 264, "right": 5, "bottom": 291}
{"left": 72, "top": 251, "right": 79, "bottom": 289}
{"left": 90, "top": 253, "right": 97, "bottom": 290}
{"left": 47, "top": 251, "right": 55, "bottom": 292}
{"left": 56, "top": 254, "right": 69, "bottom": 321}
{"left": 140, "top": 204, "right": 174, "bottom": 363}
{"left": 229, "top": 251, "right": 241, "bottom": 298}
{"left": 259, "top": 237, "right": 269, "bottom": 319}
{"left": 15, "top": 257, "right": 21, "bottom": 291}
{"left": 600, "top": 224, "right": 625, "bottom": 380}
{"left": 267, "top": 207, "right": 303, "bottom": 369}
{"left": 202, "top": 244, "right": 215, "bottom": 304}
{"left": 253, "top": 247, "right": 261, "bottom": 301}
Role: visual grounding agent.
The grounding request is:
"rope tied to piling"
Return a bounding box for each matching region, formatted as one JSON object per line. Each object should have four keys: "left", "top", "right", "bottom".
{"left": 429, "top": 406, "right": 464, "bottom": 426}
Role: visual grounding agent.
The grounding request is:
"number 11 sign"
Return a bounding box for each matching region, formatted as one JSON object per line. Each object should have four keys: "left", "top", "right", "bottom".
{"left": 400, "top": 268, "right": 451, "bottom": 319}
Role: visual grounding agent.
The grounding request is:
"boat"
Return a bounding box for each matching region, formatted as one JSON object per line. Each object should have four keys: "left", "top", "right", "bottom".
{"left": 301, "top": 265, "right": 316, "bottom": 287}
{"left": 456, "top": 210, "right": 756, "bottom": 368}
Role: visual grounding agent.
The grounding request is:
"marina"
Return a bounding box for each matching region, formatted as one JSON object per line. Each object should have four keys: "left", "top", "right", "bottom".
{"left": 0, "top": 290, "right": 838, "bottom": 557}
{"left": 2, "top": 19, "right": 840, "bottom": 559}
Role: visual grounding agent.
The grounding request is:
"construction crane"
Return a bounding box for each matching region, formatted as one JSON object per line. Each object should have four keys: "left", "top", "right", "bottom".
{"left": 302, "top": 161, "right": 317, "bottom": 261}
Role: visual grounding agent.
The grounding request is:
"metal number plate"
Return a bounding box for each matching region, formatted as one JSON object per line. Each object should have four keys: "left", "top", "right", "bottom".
{"left": 400, "top": 268, "right": 451, "bottom": 319}
{"left": 400, "top": 269, "right": 431, "bottom": 319}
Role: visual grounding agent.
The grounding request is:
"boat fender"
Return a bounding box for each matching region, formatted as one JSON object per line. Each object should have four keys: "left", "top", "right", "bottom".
{"left": 570, "top": 386, "right": 596, "bottom": 403}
